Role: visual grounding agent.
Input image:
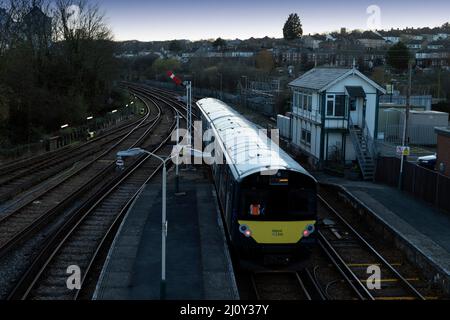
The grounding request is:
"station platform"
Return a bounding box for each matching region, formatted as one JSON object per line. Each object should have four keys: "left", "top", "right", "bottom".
{"left": 316, "top": 173, "right": 450, "bottom": 293}
{"left": 94, "top": 166, "right": 239, "bottom": 300}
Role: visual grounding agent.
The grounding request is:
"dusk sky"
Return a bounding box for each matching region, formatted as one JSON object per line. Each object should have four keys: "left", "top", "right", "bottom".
{"left": 103, "top": 0, "right": 450, "bottom": 41}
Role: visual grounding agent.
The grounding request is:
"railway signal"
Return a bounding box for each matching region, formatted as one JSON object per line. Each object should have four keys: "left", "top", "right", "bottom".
{"left": 166, "top": 71, "right": 192, "bottom": 147}
{"left": 166, "top": 71, "right": 182, "bottom": 86}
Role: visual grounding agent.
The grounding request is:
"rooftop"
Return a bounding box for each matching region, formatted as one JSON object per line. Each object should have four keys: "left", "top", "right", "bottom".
{"left": 289, "top": 67, "right": 351, "bottom": 90}
{"left": 435, "top": 127, "right": 450, "bottom": 137}
{"left": 289, "top": 67, "right": 386, "bottom": 93}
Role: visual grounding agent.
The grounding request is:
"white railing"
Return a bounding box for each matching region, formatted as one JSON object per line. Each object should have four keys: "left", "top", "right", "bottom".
{"left": 293, "top": 107, "right": 322, "bottom": 123}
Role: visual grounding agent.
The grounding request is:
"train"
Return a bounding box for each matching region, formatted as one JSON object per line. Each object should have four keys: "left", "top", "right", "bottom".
{"left": 196, "top": 98, "right": 318, "bottom": 270}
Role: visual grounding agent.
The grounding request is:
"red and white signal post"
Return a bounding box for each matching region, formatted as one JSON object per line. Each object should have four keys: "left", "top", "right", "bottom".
{"left": 167, "top": 71, "right": 192, "bottom": 147}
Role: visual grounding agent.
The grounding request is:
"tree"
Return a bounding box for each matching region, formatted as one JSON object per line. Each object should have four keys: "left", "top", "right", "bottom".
{"left": 255, "top": 50, "right": 274, "bottom": 72}
{"left": 0, "top": 0, "right": 120, "bottom": 144}
{"left": 387, "top": 42, "right": 411, "bottom": 72}
{"left": 283, "top": 13, "right": 303, "bottom": 40}
{"left": 168, "top": 40, "right": 182, "bottom": 52}
{"left": 213, "top": 37, "right": 226, "bottom": 49}
{"left": 151, "top": 58, "right": 180, "bottom": 80}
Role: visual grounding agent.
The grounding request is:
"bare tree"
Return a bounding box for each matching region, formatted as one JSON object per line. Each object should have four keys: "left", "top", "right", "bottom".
{"left": 53, "top": 0, "right": 111, "bottom": 42}
{"left": 0, "top": 0, "right": 52, "bottom": 53}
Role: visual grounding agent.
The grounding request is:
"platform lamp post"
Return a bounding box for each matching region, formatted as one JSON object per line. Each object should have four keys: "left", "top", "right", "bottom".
{"left": 60, "top": 124, "right": 70, "bottom": 146}
{"left": 116, "top": 148, "right": 175, "bottom": 300}
{"left": 115, "top": 146, "right": 210, "bottom": 299}
{"left": 175, "top": 114, "right": 181, "bottom": 193}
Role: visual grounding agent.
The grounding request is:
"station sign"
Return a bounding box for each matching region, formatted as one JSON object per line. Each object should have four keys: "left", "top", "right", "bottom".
{"left": 396, "top": 146, "right": 410, "bottom": 156}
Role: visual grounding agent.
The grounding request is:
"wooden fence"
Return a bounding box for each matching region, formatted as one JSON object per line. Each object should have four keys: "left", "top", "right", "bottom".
{"left": 375, "top": 157, "right": 450, "bottom": 212}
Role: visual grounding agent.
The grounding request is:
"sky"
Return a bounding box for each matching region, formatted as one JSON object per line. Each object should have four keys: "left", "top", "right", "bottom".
{"left": 102, "top": 0, "right": 450, "bottom": 41}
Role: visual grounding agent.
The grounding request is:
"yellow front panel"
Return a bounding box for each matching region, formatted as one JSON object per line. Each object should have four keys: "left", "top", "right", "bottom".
{"left": 238, "top": 220, "right": 316, "bottom": 244}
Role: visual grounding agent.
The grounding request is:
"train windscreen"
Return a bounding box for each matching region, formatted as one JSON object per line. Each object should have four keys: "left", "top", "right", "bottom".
{"left": 239, "top": 171, "right": 316, "bottom": 221}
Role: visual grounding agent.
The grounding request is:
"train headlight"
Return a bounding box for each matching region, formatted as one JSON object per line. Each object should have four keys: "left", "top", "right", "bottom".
{"left": 303, "top": 224, "right": 315, "bottom": 238}
{"left": 239, "top": 224, "right": 252, "bottom": 238}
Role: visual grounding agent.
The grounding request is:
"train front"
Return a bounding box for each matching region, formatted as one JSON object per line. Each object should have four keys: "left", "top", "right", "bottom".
{"left": 233, "top": 169, "right": 317, "bottom": 270}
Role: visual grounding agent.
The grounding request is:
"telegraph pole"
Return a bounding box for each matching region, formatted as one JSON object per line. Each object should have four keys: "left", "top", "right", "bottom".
{"left": 398, "top": 60, "right": 412, "bottom": 190}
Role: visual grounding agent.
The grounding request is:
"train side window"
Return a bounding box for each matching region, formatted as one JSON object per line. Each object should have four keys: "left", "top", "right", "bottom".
{"left": 220, "top": 168, "right": 229, "bottom": 205}
{"left": 225, "top": 181, "right": 233, "bottom": 222}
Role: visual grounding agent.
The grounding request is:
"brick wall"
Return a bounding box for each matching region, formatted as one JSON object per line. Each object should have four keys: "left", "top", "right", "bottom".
{"left": 437, "top": 134, "right": 450, "bottom": 177}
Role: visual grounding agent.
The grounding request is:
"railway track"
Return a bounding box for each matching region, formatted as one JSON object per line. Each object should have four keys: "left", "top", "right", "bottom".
{"left": 124, "top": 83, "right": 200, "bottom": 119}
{"left": 250, "top": 270, "right": 325, "bottom": 300}
{"left": 6, "top": 86, "right": 190, "bottom": 300}
{"left": 316, "top": 192, "right": 433, "bottom": 300}
{"left": 0, "top": 103, "right": 146, "bottom": 204}
{"left": 0, "top": 94, "right": 160, "bottom": 262}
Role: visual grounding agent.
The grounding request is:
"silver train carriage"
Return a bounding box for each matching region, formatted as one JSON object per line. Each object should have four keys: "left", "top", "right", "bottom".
{"left": 196, "top": 98, "right": 317, "bottom": 269}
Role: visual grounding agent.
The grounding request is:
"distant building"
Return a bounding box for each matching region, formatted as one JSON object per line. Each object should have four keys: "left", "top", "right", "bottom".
{"left": 433, "top": 33, "right": 449, "bottom": 41}
{"left": 416, "top": 50, "right": 450, "bottom": 69}
{"left": 288, "top": 67, "right": 386, "bottom": 179}
{"left": 406, "top": 40, "right": 423, "bottom": 51}
{"left": 356, "top": 31, "right": 386, "bottom": 49}
{"left": 426, "top": 40, "right": 446, "bottom": 50}
{"left": 20, "top": 6, "right": 52, "bottom": 47}
{"left": 303, "top": 34, "right": 325, "bottom": 49}
{"left": 435, "top": 127, "right": 450, "bottom": 176}
{"left": 0, "top": 5, "right": 52, "bottom": 48}
{"left": 378, "top": 30, "right": 401, "bottom": 44}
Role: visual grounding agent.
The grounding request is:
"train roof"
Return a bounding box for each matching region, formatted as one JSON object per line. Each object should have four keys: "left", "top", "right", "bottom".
{"left": 196, "top": 98, "right": 315, "bottom": 182}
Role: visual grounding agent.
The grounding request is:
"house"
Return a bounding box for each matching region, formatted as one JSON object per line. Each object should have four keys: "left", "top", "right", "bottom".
{"left": 416, "top": 50, "right": 450, "bottom": 69}
{"left": 326, "top": 34, "right": 337, "bottom": 42}
{"left": 356, "top": 31, "right": 386, "bottom": 49}
{"left": 19, "top": 6, "right": 52, "bottom": 47}
{"left": 426, "top": 40, "right": 446, "bottom": 50}
{"left": 280, "top": 48, "right": 302, "bottom": 64}
{"left": 412, "top": 35, "right": 424, "bottom": 41}
{"left": 288, "top": 67, "right": 386, "bottom": 180}
{"left": 406, "top": 40, "right": 424, "bottom": 50}
{"left": 433, "top": 33, "right": 449, "bottom": 41}
{"left": 378, "top": 30, "right": 401, "bottom": 44}
{"left": 435, "top": 127, "right": 450, "bottom": 176}
{"left": 303, "top": 34, "right": 325, "bottom": 49}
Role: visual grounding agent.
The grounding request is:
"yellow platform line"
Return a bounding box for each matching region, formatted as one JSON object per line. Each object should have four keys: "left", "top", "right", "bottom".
{"left": 359, "top": 278, "right": 420, "bottom": 283}
{"left": 375, "top": 296, "right": 439, "bottom": 301}
{"left": 347, "top": 263, "right": 402, "bottom": 267}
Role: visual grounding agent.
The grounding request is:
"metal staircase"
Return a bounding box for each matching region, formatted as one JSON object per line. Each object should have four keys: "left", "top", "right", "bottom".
{"left": 349, "top": 118, "right": 377, "bottom": 181}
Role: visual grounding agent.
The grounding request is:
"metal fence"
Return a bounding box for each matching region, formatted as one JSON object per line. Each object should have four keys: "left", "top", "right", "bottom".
{"left": 0, "top": 107, "right": 136, "bottom": 161}
{"left": 380, "top": 95, "right": 433, "bottom": 109}
{"left": 375, "top": 157, "right": 450, "bottom": 212}
{"left": 381, "top": 124, "right": 438, "bottom": 146}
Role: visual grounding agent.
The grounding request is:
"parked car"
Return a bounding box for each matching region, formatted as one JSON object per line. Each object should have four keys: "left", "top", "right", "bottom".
{"left": 417, "top": 154, "right": 437, "bottom": 170}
